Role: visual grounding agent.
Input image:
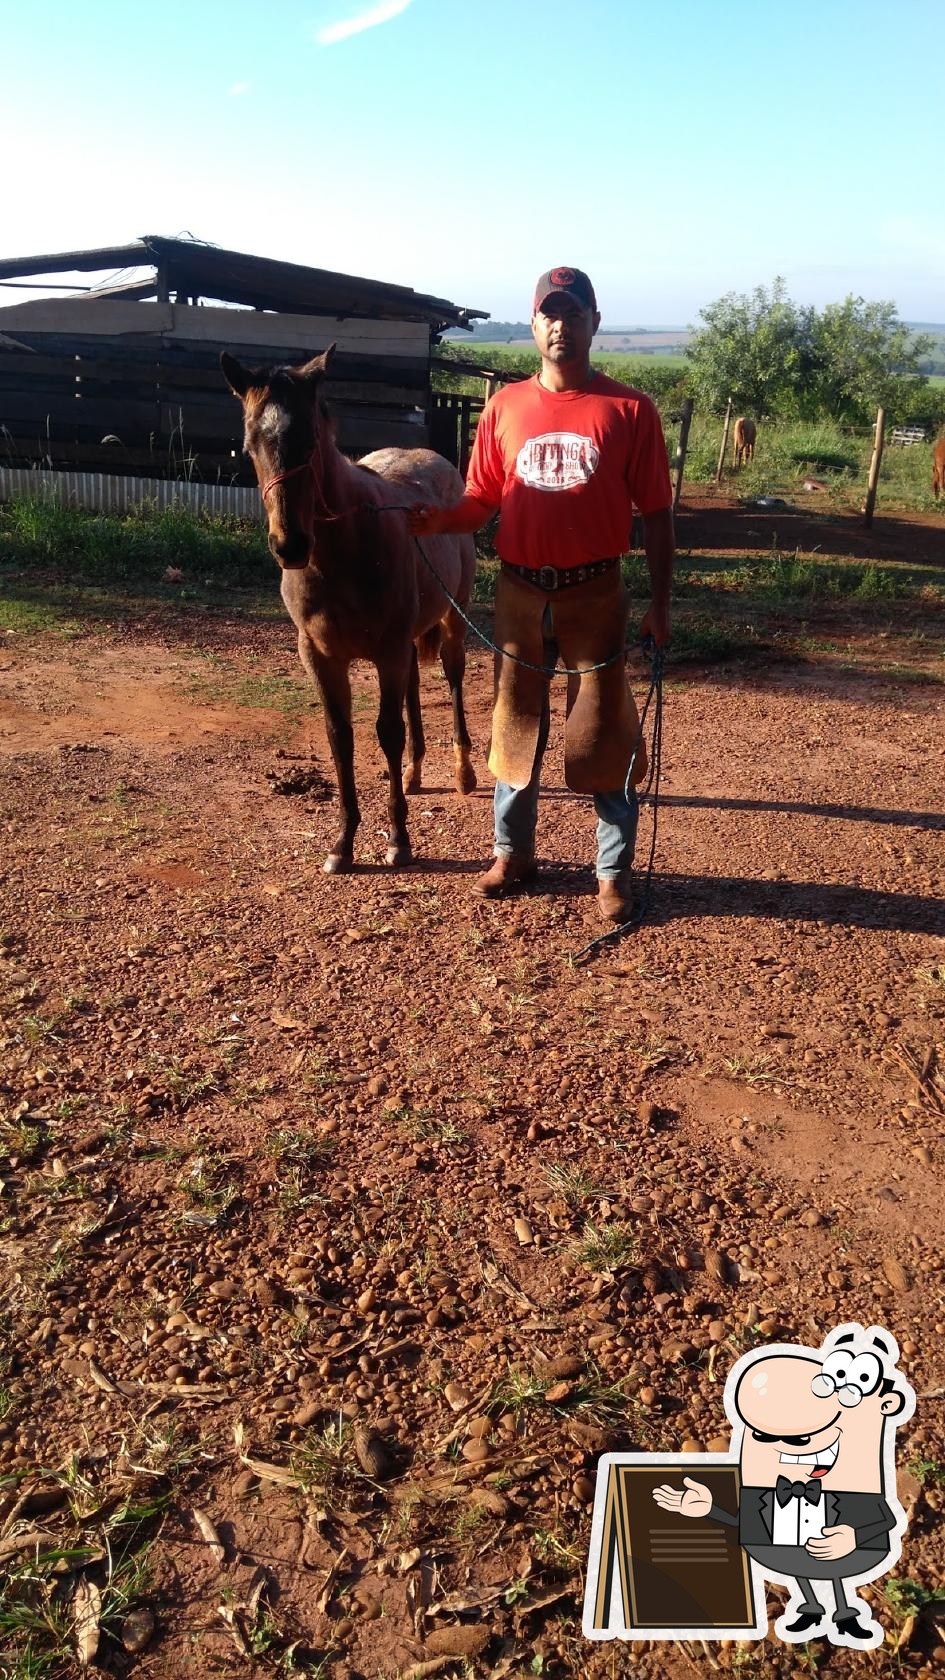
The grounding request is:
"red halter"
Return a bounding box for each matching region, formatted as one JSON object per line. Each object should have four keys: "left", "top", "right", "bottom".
{"left": 259, "top": 427, "right": 341, "bottom": 522}
{"left": 259, "top": 456, "right": 313, "bottom": 503}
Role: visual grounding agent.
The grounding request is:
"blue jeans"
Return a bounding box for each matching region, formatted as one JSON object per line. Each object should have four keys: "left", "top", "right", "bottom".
{"left": 493, "top": 690, "right": 639, "bottom": 878}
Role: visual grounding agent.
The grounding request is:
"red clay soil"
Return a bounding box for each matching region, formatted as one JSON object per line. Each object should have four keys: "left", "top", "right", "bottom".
{"left": 676, "top": 490, "right": 945, "bottom": 567}
{"left": 1, "top": 518, "right": 944, "bottom": 1679}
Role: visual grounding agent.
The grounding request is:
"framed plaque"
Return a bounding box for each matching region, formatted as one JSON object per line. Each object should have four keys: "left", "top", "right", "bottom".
{"left": 583, "top": 1455, "right": 764, "bottom": 1640}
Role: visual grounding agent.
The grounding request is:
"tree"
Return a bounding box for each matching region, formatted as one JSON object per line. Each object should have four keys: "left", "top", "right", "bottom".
{"left": 685, "top": 279, "right": 816, "bottom": 417}
{"left": 685, "top": 279, "right": 933, "bottom": 423}
{"left": 807, "top": 297, "right": 933, "bottom": 422}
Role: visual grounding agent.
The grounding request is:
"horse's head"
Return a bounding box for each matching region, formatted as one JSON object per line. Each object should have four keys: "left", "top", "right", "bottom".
{"left": 221, "top": 345, "right": 336, "bottom": 569}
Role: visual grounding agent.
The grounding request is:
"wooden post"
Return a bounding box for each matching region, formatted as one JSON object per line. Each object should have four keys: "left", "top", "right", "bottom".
{"left": 863, "top": 405, "right": 886, "bottom": 528}
{"left": 715, "top": 398, "right": 733, "bottom": 485}
{"left": 672, "top": 398, "right": 694, "bottom": 514}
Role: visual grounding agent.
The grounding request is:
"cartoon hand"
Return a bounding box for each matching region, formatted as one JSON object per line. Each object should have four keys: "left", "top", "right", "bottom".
{"left": 652, "top": 1477, "right": 713, "bottom": 1518}
{"left": 805, "top": 1524, "right": 857, "bottom": 1560}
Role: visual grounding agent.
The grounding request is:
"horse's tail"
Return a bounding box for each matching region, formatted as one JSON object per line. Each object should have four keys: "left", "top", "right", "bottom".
{"left": 416, "top": 624, "right": 442, "bottom": 665}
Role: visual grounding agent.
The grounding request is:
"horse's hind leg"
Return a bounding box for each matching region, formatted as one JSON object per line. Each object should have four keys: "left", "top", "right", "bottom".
{"left": 441, "top": 606, "right": 477, "bottom": 794}
{"left": 300, "top": 635, "right": 359, "bottom": 873}
{"left": 376, "top": 655, "right": 412, "bottom": 866}
{"left": 404, "top": 644, "right": 424, "bottom": 794}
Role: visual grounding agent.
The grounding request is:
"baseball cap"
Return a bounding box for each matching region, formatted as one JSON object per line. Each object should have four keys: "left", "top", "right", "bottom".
{"left": 533, "top": 266, "right": 597, "bottom": 313}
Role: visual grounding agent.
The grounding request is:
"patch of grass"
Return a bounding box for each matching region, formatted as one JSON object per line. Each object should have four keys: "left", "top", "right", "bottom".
{"left": 266, "top": 1128, "right": 335, "bottom": 1166}
{"left": 879, "top": 662, "right": 945, "bottom": 686}
{"left": 627, "top": 1036, "right": 675, "bottom": 1072}
{"left": 494, "top": 1367, "right": 549, "bottom": 1413}
{"left": 0, "top": 1117, "right": 42, "bottom": 1160}
{"left": 185, "top": 654, "right": 312, "bottom": 715}
{"left": 723, "top": 1053, "right": 781, "bottom": 1088}
{"left": 156, "top": 1056, "right": 220, "bottom": 1109}
{"left": 915, "top": 963, "right": 945, "bottom": 994}
{"left": 0, "top": 597, "right": 79, "bottom": 636}
{"left": 399, "top": 1107, "right": 467, "bottom": 1147}
{"left": 668, "top": 615, "right": 763, "bottom": 663}
{"left": 540, "top": 1163, "right": 608, "bottom": 1205}
{"left": 908, "top": 1454, "right": 945, "bottom": 1488}
{"left": 573, "top": 1220, "right": 636, "bottom": 1272}
{"left": 0, "top": 1463, "right": 166, "bottom": 1679}
{"left": 291, "top": 1418, "right": 362, "bottom": 1506}
{"left": 883, "top": 1576, "right": 945, "bottom": 1620}
{"left": 173, "top": 1150, "right": 239, "bottom": 1223}
{"left": 731, "top": 553, "right": 909, "bottom": 603}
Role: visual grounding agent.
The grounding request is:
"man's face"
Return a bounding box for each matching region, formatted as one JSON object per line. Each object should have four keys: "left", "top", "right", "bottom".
{"left": 531, "top": 293, "right": 600, "bottom": 366}
{"left": 735, "top": 1354, "right": 898, "bottom": 1494}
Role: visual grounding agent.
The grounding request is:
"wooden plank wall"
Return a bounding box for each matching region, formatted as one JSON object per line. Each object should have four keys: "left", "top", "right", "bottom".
{"left": 0, "top": 300, "right": 432, "bottom": 482}
{"left": 430, "top": 392, "right": 485, "bottom": 476}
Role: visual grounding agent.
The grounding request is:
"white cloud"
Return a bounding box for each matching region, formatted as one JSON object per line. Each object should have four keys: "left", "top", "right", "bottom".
{"left": 315, "top": 0, "right": 412, "bottom": 47}
{"left": 228, "top": 81, "right": 251, "bottom": 96}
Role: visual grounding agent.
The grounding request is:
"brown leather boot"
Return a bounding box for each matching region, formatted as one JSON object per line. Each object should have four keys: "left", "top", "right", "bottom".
{"left": 597, "top": 871, "right": 634, "bottom": 922}
{"left": 472, "top": 853, "right": 538, "bottom": 898}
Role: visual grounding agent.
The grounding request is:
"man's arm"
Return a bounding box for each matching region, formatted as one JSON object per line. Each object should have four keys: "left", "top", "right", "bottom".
{"left": 638, "top": 506, "right": 674, "bottom": 649}
{"left": 407, "top": 493, "right": 497, "bottom": 537}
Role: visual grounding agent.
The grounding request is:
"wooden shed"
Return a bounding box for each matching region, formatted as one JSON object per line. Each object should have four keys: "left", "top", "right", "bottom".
{"left": 0, "top": 236, "right": 487, "bottom": 484}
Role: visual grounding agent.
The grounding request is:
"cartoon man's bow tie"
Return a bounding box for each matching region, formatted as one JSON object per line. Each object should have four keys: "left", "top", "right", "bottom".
{"left": 776, "top": 1476, "right": 823, "bottom": 1507}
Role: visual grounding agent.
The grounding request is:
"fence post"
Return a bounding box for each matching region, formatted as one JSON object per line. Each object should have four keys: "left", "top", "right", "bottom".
{"left": 715, "top": 398, "right": 733, "bottom": 485}
{"left": 672, "top": 398, "right": 694, "bottom": 515}
{"left": 863, "top": 406, "right": 886, "bottom": 528}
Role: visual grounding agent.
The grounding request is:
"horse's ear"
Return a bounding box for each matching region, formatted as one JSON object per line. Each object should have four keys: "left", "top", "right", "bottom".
{"left": 297, "top": 343, "right": 337, "bottom": 383}
{"left": 220, "top": 352, "right": 252, "bottom": 398}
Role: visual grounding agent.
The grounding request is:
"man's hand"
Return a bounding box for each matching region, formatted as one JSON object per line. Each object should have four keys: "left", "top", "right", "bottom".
{"left": 639, "top": 601, "right": 670, "bottom": 648}
{"left": 407, "top": 505, "right": 445, "bottom": 536}
{"left": 805, "top": 1524, "right": 857, "bottom": 1561}
{"left": 652, "top": 1477, "right": 713, "bottom": 1518}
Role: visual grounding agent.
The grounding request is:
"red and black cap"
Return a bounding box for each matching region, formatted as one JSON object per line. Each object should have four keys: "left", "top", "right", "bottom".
{"left": 533, "top": 266, "right": 597, "bottom": 314}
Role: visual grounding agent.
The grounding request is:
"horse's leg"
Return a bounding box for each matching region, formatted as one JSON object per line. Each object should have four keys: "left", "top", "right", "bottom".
{"left": 300, "top": 635, "right": 359, "bottom": 873}
{"left": 404, "top": 643, "right": 424, "bottom": 794}
{"left": 376, "top": 654, "right": 412, "bottom": 867}
{"left": 441, "top": 606, "right": 477, "bottom": 794}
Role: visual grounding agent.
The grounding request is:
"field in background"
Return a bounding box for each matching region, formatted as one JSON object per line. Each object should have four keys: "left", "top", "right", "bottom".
{"left": 679, "top": 414, "right": 944, "bottom": 516}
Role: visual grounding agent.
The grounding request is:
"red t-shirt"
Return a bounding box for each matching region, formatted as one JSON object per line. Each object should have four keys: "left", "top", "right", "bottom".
{"left": 464, "top": 372, "right": 672, "bottom": 570}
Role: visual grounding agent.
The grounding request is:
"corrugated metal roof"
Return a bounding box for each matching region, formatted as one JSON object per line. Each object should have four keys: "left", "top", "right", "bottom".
{"left": 0, "top": 235, "right": 487, "bottom": 332}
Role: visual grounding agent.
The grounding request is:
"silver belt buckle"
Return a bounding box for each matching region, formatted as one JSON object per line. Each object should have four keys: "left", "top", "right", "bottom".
{"left": 538, "top": 565, "right": 557, "bottom": 591}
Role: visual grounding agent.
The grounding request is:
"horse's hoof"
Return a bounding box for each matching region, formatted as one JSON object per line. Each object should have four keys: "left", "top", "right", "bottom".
{"left": 453, "top": 748, "right": 477, "bottom": 795}
{"left": 384, "top": 844, "right": 413, "bottom": 868}
{"left": 324, "top": 852, "right": 353, "bottom": 875}
{"left": 405, "top": 765, "right": 423, "bottom": 794}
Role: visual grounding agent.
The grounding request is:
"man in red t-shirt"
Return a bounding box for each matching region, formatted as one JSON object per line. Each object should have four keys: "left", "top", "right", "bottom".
{"left": 410, "top": 267, "right": 674, "bottom": 921}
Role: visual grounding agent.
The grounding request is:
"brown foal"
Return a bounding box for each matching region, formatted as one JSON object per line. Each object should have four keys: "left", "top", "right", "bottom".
{"left": 222, "top": 345, "right": 477, "bottom": 872}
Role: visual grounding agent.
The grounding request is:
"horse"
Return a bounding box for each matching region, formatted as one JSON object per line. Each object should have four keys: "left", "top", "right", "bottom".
{"left": 221, "top": 345, "right": 477, "bottom": 874}
{"left": 933, "top": 432, "right": 945, "bottom": 499}
{"left": 732, "top": 416, "right": 757, "bottom": 468}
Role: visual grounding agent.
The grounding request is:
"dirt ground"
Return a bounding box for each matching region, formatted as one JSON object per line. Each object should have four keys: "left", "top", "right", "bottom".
{"left": 1, "top": 495, "right": 944, "bottom": 1680}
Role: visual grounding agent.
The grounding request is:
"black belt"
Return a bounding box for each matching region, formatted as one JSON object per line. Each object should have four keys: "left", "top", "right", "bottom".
{"left": 502, "top": 557, "right": 619, "bottom": 592}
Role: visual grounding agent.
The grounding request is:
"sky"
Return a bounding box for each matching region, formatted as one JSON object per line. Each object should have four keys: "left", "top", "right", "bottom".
{"left": 2, "top": 0, "right": 942, "bottom": 328}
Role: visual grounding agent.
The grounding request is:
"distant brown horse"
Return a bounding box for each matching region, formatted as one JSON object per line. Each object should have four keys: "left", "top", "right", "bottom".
{"left": 732, "top": 416, "right": 757, "bottom": 467}
{"left": 933, "top": 432, "right": 945, "bottom": 499}
{"left": 221, "top": 345, "right": 477, "bottom": 873}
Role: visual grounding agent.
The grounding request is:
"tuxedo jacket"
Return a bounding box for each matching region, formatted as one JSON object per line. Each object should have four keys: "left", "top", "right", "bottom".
{"left": 708, "top": 1487, "right": 896, "bottom": 1553}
